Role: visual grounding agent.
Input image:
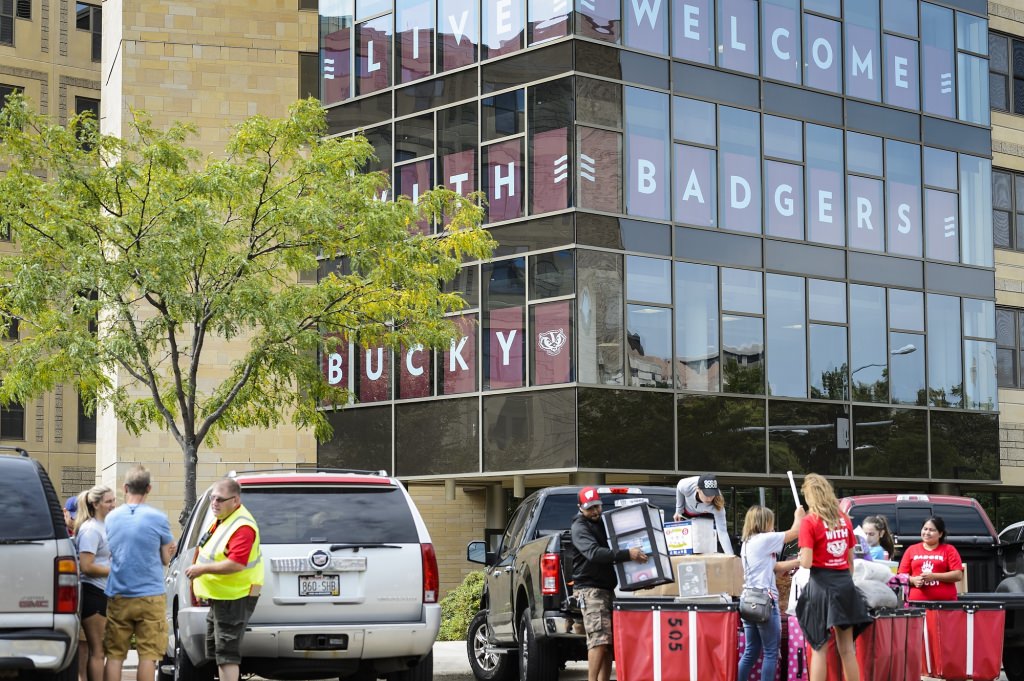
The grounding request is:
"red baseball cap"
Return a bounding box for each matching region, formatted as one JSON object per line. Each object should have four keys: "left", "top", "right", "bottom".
{"left": 578, "top": 487, "right": 602, "bottom": 510}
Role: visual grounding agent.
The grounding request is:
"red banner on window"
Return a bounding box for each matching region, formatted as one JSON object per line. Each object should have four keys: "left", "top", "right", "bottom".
{"left": 578, "top": 127, "right": 621, "bottom": 214}
{"left": 533, "top": 301, "right": 572, "bottom": 385}
{"left": 485, "top": 139, "right": 523, "bottom": 223}
{"left": 531, "top": 128, "right": 569, "bottom": 214}
{"left": 488, "top": 307, "right": 524, "bottom": 389}
{"left": 397, "top": 344, "right": 431, "bottom": 399}
{"left": 358, "top": 346, "right": 391, "bottom": 402}
{"left": 442, "top": 315, "right": 477, "bottom": 394}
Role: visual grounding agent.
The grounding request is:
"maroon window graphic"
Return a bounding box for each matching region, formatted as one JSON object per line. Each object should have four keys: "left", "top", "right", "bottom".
{"left": 443, "top": 149, "right": 477, "bottom": 197}
{"left": 925, "top": 189, "right": 959, "bottom": 262}
{"left": 397, "top": 0, "right": 434, "bottom": 84}
{"left": 528, "top": 0, "right": 570, "bottom": 46}
{"left": 578, "top": 127, "right": 622, "bottom": 214}
{"left": 484, "top": 139, "right": 523, "bottom": 223}
{"left": 321, "top": 335, "right": 349, "bottom": 405}
{"left": 441, "top": 314, "right": 478, "bottom": 394}
{"left": 625, "top": 0, "right": 668, "bottom": 54}
{"left": 396, "top": 159, "right": 433, "bottom": 235}
{"left": 673, "top": 0, "right": 712, "bottom": 64}
{"left": 847, "top": 176, "right": 885, "bottom": 252}
{"left": 533, "top": 301, "right": 572, "bottom": 385}
{"left": 488, "top": 307, "right": 524, "bottom": 389}
{"left": 438, "top": 0, "right": 478, "bottom": 71}
{"left": 397, "top": 344, "right": 432, "bottom": 399}
{"left": 356, "top": 15, "right": 392, "bottom": 95}
{"left": 578, "top": 0, "right": 620, "bottom": 43}
{"left": 322, "top": 28, "right": 351, "bottom": 105}
{"left": 674, "top": 144, "right": 716, "bottom": 227}
{"left": 531, "top": 127, "right": 569, "bottom": 214}
{"left": 358, "top": 346, "right": 391, "bottom": 402}
{"left": 482, "top": 0, "right": 523, "bottom": 59}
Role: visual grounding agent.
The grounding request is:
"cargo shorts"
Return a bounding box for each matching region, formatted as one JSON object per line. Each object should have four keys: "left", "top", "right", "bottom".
{"left": 205, "top": 596, "right": 260, "bottom": 665}
{"left": 574, "top": 586, "right": 614, "bottom": 649}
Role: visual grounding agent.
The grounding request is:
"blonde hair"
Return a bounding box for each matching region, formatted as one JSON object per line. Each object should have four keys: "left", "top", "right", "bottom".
{"left": 709, "top": 494, "right": 725, "bottom": 511}
{"left": 741, "top": 505, "right": 775, "bottom": 542}
{"left": 74, "top": 484, "right": 113, "bottom": 533}
{"left": 801, "top": 473, "right": 841, "bottom": 528}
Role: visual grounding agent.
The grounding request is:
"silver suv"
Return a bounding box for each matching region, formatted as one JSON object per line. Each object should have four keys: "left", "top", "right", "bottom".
{"left": 161, "top": 469, "right": 440, "bottom": 681}
{"left": 0, "top": 447, "right": 81, "bottom": 680}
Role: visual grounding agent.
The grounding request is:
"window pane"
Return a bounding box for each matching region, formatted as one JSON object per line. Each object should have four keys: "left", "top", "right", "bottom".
{"left": 396, "top": 0, "right": 433, "bottom": 84}
{"left": 807, "top": 125, "right": 844, "bottom": 245}
{"left": 808, "top": 279, "right": 845, "bottom": 323}
{"left": 921, "top": 3, "right": 954, "bottom": 118}
{"left": 719, "top": 107, "right": 761, "bottom": 233}
{"left": 626, "top": 256, "right": 671, "bottom": 304}
{"left": 438, "top": 0, "right": 478, "bottom": 70}
{"left": 990, "top": 33, "right": 1008, "bottom": 73}
{"left": 627, "top": 305, "right": 672, "bottom": 387}
{"left": 678, "top": 395, "right": 766, "bottom": 474}
{"left": 717, "top": 0, "right": 758, "bottom": 74}
{"left": 482, "top": 90, "right": 524, "bottom": 141}
{"left": 673, "top": 97, "right": 716, "bottom": 146}
{"left": 997, "top": 308, "right": 1016, "bottom": 346}
{"left": 482, "top": 0, "right": 523, "bottom": 59}
{"left": 528, "top": 0, "right": 570, "bottom": 46}
{"left": 990, "top": 74, "right": 1009, "bottom": 111}
{"left": 927, "top": 293, "right": 962, "bottom": 407}
{"left": 763, "top": 116, "right": 802, "bottom": 162}
{"left": 531, "top": 301, "right": 573, "bottom": 385}
{"left": 320, "top": 406, "right": 392, "bottom": 473}
{"left": 844, "top": 0, "right": 880, "bottom": 101}
{"left": 851, "top": 285, "right": 888, "bottom": 402}
{"left": 579, "top": 389, "right": 673, "bottom": 469}
{"left": 883, "top": 0, "right": 917, "bottom": 36}
{"left": 885, "top": 140, "right": 922, "bottom": 257}
{"left": 956, "top": 13, "right": 987, "bottom": 54}
{"left": 578, "top": 251, "right": 623, "bottom": 385}
{"left": 963, "top": 299, "right": 994, "bottom": 339}
{"left": 961, "top": 155, "right": 993, "bottom": 267}
{"left": 931, "top": 411, "right": 999, "bottom": 480}
{"left": 395, "top": 397, "right": 478, "bottom": 475}
{"left": 722, "top": 316, "right": 765, "bottom": 395}
{"left": 963, "top": 340, "right": 997, "bottom": 410}
{"left": 958, "top": 54, "right": 990, "bottom": 126}
{"left": 847, "top": 132, "right": 883, "bottom": 176}
{"left": 722, "top": 268, "right": 762, "bottom": 314}
{"left": 993, "top": 210, "right": 1011, "bottom": 248}
{"left": 764, "top": 161, "right": 804, "bottom": 239}
{"left": 626, "top": 88, "right": 671, "bottom": 220}
{"left": 848, "top": 176, "right": 885, "bottom": 252}
{"left": 530, "top": 250, "right": 574, "bottom": 300}
{"left": 810, "top": 324, "right": 848, "bottom": 400}
{"left": 925, "top": 189, "right": 960, "bottom": 262}
{"left": 924, "top": 147, "right": 957, "bottom": 191}
{"left": 884, "top": 35, "right": 919, "bottom": 110}
{"left": 483, "top": 390, "right": 575, "bottom": 471}
{"left": 767, "top": 400, "right": 849, "bottom": 475}
{"left": 577, "top": 79, "right": 621, "bottom": 128}
{"left": 890, "top": 331, "right": 925, "bottom": 405}
{"left": 674, "top": 144, "right": 717, "bottom": 227}
{"left": 675, "top": 262, "right": 720, "bottom": 391}
{"left": 766, "top": 274, "right": 806, "bottom": 398}
{"left": 762, "top": 0, "right": 801, "bottom": 85}
{"left": 852, "top": 406, "right": 928, "bottom": 478}
{"left": 996, "top": 347, "right": 1016, "bottom": 387}
{"left": 355, "top": 15, "right": 392, "bottom": 95}
{"left": 804, "top": 14, "right": 842, "bottom": 93}
{"left": 529, "top": 78, "right": 572, "bottom": 214}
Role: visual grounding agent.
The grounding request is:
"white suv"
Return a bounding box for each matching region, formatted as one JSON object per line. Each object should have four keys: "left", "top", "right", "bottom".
{"left": 161, "top": 470, "right": 440, "bottom": 681}
{"left": 0, "top": 447, "right": 81, "bottom": 680}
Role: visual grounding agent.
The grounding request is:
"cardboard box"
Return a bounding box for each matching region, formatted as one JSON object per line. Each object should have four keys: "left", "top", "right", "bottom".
{"left": 625, "top": 554, "right": 743, "bottom": 598}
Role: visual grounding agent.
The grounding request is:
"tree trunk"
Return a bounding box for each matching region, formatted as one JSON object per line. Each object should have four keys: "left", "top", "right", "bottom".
{"left": 179, "top": 442, "right": 198, "bottom": 528}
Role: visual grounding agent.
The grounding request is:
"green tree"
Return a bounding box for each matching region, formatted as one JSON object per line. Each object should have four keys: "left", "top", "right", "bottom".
{"left": 0, "top": 95, "right": 495, "bottom": 524}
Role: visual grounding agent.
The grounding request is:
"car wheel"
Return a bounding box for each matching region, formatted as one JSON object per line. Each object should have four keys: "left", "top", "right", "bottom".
{"left": 174, "top": 636, "right": 214, "bottom": 681}
{"left": 385, "top": 650, "right": 433, "bottom": 681}
{"left": 518, "top": 608, "right": 558, "bottom": 681}
{"left": 467, "top": 610, "right": 516, "bottom": 681}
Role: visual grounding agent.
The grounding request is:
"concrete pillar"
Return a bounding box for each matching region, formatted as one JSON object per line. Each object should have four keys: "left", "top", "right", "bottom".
{"left": 571, "top": 472, "right": 606, "bottom": 485}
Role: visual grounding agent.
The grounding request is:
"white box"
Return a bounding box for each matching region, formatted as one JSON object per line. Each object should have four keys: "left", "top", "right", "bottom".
{"left": 664, "top": 521, "right": 694, "bottom": 555}
{"left": 689, "top": 517, "right": 718, "bottom": 554}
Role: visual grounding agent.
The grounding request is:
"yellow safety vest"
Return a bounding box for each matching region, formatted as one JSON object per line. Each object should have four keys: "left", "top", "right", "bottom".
{"left": 193, "top": 505, "right": 263, "bottom": 601}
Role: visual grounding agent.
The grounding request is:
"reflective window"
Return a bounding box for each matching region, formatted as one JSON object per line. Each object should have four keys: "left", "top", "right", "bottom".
{"left": 396, "top": 0, "right": 433, "bottom": 84}
{"left": 438, "top": 314, "right": 478, "bottom": 394}
{"left": 320, "top": 406, "right": 393, "bottom": 474}
{"left": 530, "top": 250, "right": 574, "bottom": 300}
{"left": 964, "top": 340, "right": 997, "bottom": 410}
{"left": 885, "top": 140, "right": 922, "bottom": 257}
{"left": 890, "top": 331, "right": 925, "bottom": 405}
{"left": 482, "top": 90, "right": 525, "bottom": 141}
{"left": 678, "top": 395, "right": 766, "bottom": 473}
{"left": 883, "top": 0, "right": 917, "bottom": 37}
{"left": 321, "top": 6, "right": 354, "bottom": 105}
{"left": 810, "top": 324, "right": 848, "bottom": 400}
{"left": 807, "top": 125, "right": 844, "bottom": 246}
{"left": 355, "top": 15, "right": 392, "bottom": 95}
{"left": 957, "top": 53, "right": 990, "bottom": 126}
{"left": 483, "top": 138, "right": 524, "bottom": 223}
{"left": 989, "top": 32, "right": 1015, "bottom": 113}
{"left": 579, "top": 127, "right": 623, "bottom": 214}
{"left": 357, "top": 346, "right": 392, "bottom": 402}
{"left": 443, "top": 265, "right": 478, "bottom": 308}
{"left": 762, "top": 0, "right": 800, "bottom": 85}
{"left": 884, "top": 35, "right": 919, "bottom": 110}
{"left": 889, "top": 289, "right": 923, "bottom": 331}
{"left": 803, "top": 0, "right": 839, "bottom": 17}
{"left": 925, "top": 189, "right": 960, "bottom": 262}
{"left": 924, "top": 147, "right": 957, "bottom": 190}
{"left": 356, "top": 0, "right": 389, "bottom": 20}
{"left": 964, "top": 299, "right": 994, "bottom": 339}
{"left": 930, "top": 411, "right": 999, "bottom": 480}
{"left": 438, "top": 103, "right": 478, "bottom": 203}
{"left": 847, "top": 132, "right": 882, "bottom": 177}
{"left": 675, "top": 262, "right": 719, "bottom": 391}
{"left": 577, "top": 0, "right": 620, "bottom": 43}
{"left": 483, "top": 390, "right": 575, "bottom": 471}
{"left": 396, "top": 397, "right": 478, "bottom": 475}
{"left": 921, "top": 3, "right": 954, "bottom": 118}
{"left": 765, "top": 161, "right": 804, "bottom": 239}
{"left": 851, "top": 406, "right": 928, "bottom": 478}
{"left": 717, "top": 0, "right": 758, "bottom": 75}
{"left": 848, "top": 176, "right": 885, "bottom": 252}
{"left": 673, "top": 97, "right": 716, "bottom": 146}
{"left": 722, "top": 268, "right": 763, "bottom": 314}
{"left": 579, "top": 390, "right": 673, "bottom": 469}
{"left": 809, "top": 279, "right": 845, "bottom": 323}
{"left": 766, "top": 274, "right": 806, "bottom": 398}
{"left": 722, "top": 315, "right": 764, "bottom": 395}
{"left": 961, "top": 156, "right": 993, "bottom": 267}
{"left": 577, "top": 250, "right": 624, "bottom": 385}
{"left": 627, "top": 305, "right": 673, "bottom": 387}
{"left": 482, "top": 0, "right": 523, "bottom": 59}
{"left": 844, "top": 0, "right": 880, "bottom": 102}
{"left": 395, "top": 160, "right": 433, "bottom": 235}
{"left": 767, "top": 400, "right": 848, "bottom": 475}
{"left": 397, "top": 343, "right": 433, "bottom": 398}
{"left": 674, "top": 145, "right": 717, "bottom": 227}
{"left": 996, "top": 307, "right": 1020, "bottom": 388}
{"left": 720, "top": 107, "right": 761, "bottom": 233}
{"left": 528, "top": 0, "right": 570, "bottom": 46}
{"left": 578, "top": 79, "right": 622, "bottom": 128}
{"left": 804, "top": 14, "right": 841, "bottom": 93}
{"left": 956, "top": 13, "right": 987, "bottom": 54}
{"left": 395, "top": 113, "right": 433, "bottom": 161}
{"left": 850, "top": 285, "right": 888, "bottom": 402}
{"left": 673, "top": 0, "right": 713, "bottom": 64}
{"left": 624, "top": 0, "right": 667, "bottom": 53}
{"left": 626, "top": 256, "right": 671, "bottom": 304}
{"left": 927, "top": 294, "right": 962, "bottom": 408}
{"left": 531, "top": 301, "right": 573, "bottom": 385}
{"left": 763, "top": 116, "right": 801, "bottom": 162}
{"left": 484, "top": 261, "right": 525, "bottom": 391}
{"left": 626, "top": 88, "right": 671, "bottom": 220}
{"left": 529, "top": 78, "right": 572, "bottom": 214}
{"left": 437, "top": 0, "right": 478, "bottom": 71}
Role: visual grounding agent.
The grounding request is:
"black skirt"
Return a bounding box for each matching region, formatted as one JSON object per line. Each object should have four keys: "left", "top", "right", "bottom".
{"left": 795, "top": 567, "right": 873, "bottom": 650}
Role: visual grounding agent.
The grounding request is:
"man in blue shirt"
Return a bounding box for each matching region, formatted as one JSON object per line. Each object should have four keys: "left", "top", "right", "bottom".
{"left": 103, "top": 466, "right": 176, "bottom": 681}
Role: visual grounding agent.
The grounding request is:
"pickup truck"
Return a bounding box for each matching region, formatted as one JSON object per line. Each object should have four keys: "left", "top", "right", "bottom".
{"left": 840, "top": 493, "right": 1024, "bottom": 681}
{"left": 465, "top": 485, "right": 678, "bottom": 681}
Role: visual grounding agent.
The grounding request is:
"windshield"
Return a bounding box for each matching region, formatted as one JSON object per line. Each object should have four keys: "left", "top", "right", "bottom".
{"left": 849, "top": 503, "right": 992, "bottom": 537}
{"left": 535, "top": 492, "right": 677, "bottom": 535}
{"left": 241, "top": 486, "right": 419, "bottom": 544}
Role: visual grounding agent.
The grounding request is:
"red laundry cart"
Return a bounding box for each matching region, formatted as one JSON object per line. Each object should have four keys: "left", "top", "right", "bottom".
{"left": 920, "top": 600, "right": 1006, "bottom": 681}
{"left": 804, "top": 607, "right": 925, "bottom": 681}
{"left": 613, "top": 600, "right": 739, "bottom": 681}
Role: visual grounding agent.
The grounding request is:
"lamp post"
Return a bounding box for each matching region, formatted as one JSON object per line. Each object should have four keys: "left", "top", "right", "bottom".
{"left": 851, "top": 343, "right": 917, "bottom": 376}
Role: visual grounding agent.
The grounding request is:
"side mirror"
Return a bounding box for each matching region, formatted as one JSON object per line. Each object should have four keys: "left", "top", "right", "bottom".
{"left": 467, "top": 540, "right": 494, "bottom": 565}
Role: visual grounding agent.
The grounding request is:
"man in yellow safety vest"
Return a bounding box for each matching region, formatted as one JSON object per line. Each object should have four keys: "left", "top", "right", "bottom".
{"left": 184, "top": 478, "right": 263, "bottom": 681}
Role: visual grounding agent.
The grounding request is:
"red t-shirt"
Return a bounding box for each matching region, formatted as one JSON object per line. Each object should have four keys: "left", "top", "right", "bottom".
{"left": 206, "top": 521, "right": 257, "bottom": 565}
{"left": 898, "top": 542, "right": 963, "bottom": 601}
{"left": 798, "top": 513, "right": 854, "bottom": 570}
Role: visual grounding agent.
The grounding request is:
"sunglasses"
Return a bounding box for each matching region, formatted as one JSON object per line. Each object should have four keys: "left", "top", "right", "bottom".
{"left": 211, "top": 495, "right": 237, "bottom": 504}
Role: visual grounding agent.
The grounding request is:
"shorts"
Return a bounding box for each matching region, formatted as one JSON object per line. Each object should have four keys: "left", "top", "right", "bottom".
{"left": 205, "top": 596, "right": 259, "bottom": 666}
{"left": 81, "top": 583, "right": 108, "bottom": 620}
{"left": 574, "top": 586, "right": 613, "bottom": 649}
{"left": 103, "top": 594, "right": 167, "bottom": 661}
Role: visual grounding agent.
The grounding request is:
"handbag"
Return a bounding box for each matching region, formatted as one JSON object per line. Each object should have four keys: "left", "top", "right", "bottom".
{"left": 739, "top": 548, "right": 773, "bottom": 624}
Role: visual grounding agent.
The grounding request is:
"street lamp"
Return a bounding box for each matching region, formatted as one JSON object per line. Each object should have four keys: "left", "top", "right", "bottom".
{"left": 851, "top": 343, "right": 917, "bottom": 376}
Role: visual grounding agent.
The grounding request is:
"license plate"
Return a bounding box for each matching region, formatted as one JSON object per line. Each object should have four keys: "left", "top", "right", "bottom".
{"left": 298, "top": 574, "right": 340, "bottom": 597}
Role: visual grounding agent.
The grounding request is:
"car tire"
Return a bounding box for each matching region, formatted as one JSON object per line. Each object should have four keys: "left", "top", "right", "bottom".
{"left": 385, "top": 650, "right": 433, "bottom": 681}
{"left": 467, "top": 610, "right": 516, "bottom": 681}
{"left": 174, "top": 636, "right": 214, "bottom": 681}
{"left": 518, "top": 608, "right": 558, "bottom": 681}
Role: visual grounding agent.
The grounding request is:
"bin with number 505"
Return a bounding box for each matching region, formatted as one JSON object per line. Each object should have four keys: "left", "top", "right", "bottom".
{"left": 612, "top": 600, "right": 739, "bottom": 681}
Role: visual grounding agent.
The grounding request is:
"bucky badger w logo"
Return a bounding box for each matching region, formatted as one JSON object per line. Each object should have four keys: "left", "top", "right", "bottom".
{"left": 538, "top": 329, "right": 567, "bottom": 356}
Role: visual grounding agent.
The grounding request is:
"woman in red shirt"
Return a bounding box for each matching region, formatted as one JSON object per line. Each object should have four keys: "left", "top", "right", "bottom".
{"left": 898, "top": 516, "right": 963, "bottom": 601}
{"left": 795, "top": 474, "right": 872, "bottom": 681}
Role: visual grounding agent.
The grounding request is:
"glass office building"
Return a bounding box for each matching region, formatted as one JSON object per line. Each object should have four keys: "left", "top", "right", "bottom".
{"left": 316, "top": 0, "right": 1000, "bottom": 490}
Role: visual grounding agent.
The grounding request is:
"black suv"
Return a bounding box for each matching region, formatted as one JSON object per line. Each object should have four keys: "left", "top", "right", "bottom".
{"left": 0, "top": 447, "right": 81, "bottom": 680}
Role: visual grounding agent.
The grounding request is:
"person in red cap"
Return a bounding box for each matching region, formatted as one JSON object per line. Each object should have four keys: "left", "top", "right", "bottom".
{"left": 570, "top": 486, "right": 648, "bottom": 681}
